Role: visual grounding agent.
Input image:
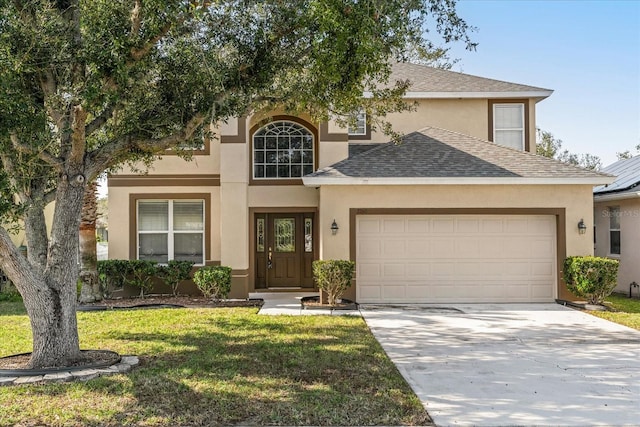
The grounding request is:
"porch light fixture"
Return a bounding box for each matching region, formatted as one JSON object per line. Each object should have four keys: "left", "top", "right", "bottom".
{"left": 578, "top": 219, "right": 587, "bottom": 235}
{"left": 331, "top": 219, "right": 339, "bottom": 235}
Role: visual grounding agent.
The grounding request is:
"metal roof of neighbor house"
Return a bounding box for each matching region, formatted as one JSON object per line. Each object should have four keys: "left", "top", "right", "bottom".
{"left": 594, "top": 155, "right": 640, "bottom": 197}
{"left": 303, "top": 127, "right": 613, "bottom": 186}
{"left": 376, "top": 62, "right": 554, "bottom": 99}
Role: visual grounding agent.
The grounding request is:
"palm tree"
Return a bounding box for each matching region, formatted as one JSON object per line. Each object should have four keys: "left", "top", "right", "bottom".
{"left": 78, "top": 180, "right": 101, "bottom": 303}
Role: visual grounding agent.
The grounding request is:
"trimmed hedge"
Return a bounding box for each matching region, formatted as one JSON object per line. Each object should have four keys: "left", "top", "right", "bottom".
{"left": 563, "top": 256, "right": 619, "bottom": 305}
{"left": 193, "top": 266, "right": 232, "bottom": 300}
{"left": 312, "top": 260, "right": 355, "bottom": 306}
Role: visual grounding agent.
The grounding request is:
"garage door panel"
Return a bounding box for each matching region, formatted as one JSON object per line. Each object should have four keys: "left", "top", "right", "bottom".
{"left": 383, "top": 219, "right": 406, "bottom": 233}
{"left": 383, "top": 240, "right": 406, "bottom": 257}
{"left": 457, "top": 219, "right": 480, "bottom": 233}
{"left": 357, "top": 214, "right": 556, "bottom": 303}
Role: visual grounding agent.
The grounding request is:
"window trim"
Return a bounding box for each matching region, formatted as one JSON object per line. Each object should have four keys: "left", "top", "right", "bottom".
{"left": 488, "top": 99, "right": 530, "bottom": 152}
{"left": 129, "top": 193, "right": 211, "bottom": 264}
{"left": 609, "top": 206, "right": 621, "bottom": 256}
{"left": 249, "top": 116, "right": 318, "bottom": 186}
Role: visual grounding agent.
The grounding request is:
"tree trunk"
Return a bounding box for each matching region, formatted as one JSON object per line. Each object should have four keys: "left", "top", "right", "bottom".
{"left": 79, "top": 181, "right": 101, "bottom": 303}
{"left": 0, "top": 176, "right": 86, "bottom": 368}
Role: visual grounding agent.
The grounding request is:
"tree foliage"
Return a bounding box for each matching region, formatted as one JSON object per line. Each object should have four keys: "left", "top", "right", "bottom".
{"left": 0, "top": 0, "right": 474, "bottom": 368}
{"left": 536, "top": 127, "right": 602, "bottom": 171}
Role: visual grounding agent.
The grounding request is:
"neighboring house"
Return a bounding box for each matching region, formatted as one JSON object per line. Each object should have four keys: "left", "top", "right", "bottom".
{"left": 108, "top": 62, "right": 613, "bottom": 303}
{"left": 594, "top": 156, "right": 640, "bottom": 294}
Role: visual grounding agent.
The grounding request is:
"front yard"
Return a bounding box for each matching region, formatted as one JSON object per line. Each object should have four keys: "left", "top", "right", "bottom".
{"left": 591, "top": 293, "right": 640, "bottom": 330}
{"left": 0, "top": 301, "right": 431, "bottom": 427}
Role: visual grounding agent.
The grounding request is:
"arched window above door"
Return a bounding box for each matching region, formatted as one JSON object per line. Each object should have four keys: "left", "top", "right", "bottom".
{"left": 252, "top": 121, "right": 315, "bottom": 180}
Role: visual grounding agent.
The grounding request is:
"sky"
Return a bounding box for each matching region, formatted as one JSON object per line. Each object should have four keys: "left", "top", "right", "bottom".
{"left": 444, "top": 0, "right": 640, "bottom": 166}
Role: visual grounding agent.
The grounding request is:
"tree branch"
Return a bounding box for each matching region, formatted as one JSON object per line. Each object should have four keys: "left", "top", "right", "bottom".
{"left": 86, "top": 113, "right": 206, "bottom": 178}
{"left": 10, "top": 133, "right": 64, "bottom": 172}
{"left": 69, "top": 105, "right": 88, "bottom": 169}
{"left": 130, "top": 0, "right": 142, "bottom": 36}
{"left": 129, "top": 21, "right": 174, "bottom": 62}
{"left": 85, "top": 104, "right": 117, "bottom": 137}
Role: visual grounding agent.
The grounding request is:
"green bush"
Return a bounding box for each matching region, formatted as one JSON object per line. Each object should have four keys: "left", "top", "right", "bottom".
{"left": 97, "top": 260, "right": 130, "bottom": 298}
{"left": 157, "top": 260, "right": 194, "bottom": 296}
{"left": 124, "top": 260, "right": 158, "bottom": 298}
{"left": 312, "top": 260, "right": 355, "bottom": 306}
{"left": 193, "top": 266, "right": 232, "bottom": 301}
{"left": 563, "top": 256, "right": 619, "bottom": 305}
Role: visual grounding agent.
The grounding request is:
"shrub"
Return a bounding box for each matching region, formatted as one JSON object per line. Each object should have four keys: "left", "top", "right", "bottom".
{"left": 563, "top": 256, "right": 619, "bottom": 305}
{"left": 157, "top": 260, "right": 194, "bottom": 296}
{"left": 97, "top": 260, "right": 130, "bottom": 298}
{"left": 124, "top": 260, "right": 158, "bottom": 298}
{"left": 193, "top": 266, "right": 232, "bottom": 301}
{"left": 312, "top": 260, "right": 355, "bottom": 306}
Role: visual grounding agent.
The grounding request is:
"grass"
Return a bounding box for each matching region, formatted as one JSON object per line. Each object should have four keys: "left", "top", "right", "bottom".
{"left": 590, "top": 293, "right": 640, "bottom": 330}
{"left": 0, "top": 301, "right": 431, "bottom": 427}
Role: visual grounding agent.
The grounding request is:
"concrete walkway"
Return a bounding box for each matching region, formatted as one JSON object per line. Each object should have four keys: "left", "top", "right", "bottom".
{"left": 361, "top": 303, "right": 640, "bottom": 426}
{"left": 251, "top": 292, "right": 360, "bottom": 316}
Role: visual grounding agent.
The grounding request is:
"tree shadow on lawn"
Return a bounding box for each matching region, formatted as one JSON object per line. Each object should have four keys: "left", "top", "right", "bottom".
{"left": 13, "top": 314, "right": 432, "bottom": 426}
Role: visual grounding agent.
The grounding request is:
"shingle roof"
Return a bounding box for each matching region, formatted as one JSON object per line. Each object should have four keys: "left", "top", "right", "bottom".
{"left": 304, "top": 127, "right": 611, "bottom": 184}
{"left": 594, "top": 156, "right": 640, "bottom": 195}
{"left": 380, "top": 62, "right": 553, "bottom": 97}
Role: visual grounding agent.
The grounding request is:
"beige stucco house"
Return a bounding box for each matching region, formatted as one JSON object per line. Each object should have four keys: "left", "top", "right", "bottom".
{"left": 108, "top": 63, "right": 613, "bottom": 303}
{"left": 594, "top": 156, "right": 640, "bottom": 295}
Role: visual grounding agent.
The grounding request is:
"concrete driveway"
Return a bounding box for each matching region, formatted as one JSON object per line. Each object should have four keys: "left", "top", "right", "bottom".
{"left": 361, "top": 303, "right": 640, "bottom": 426}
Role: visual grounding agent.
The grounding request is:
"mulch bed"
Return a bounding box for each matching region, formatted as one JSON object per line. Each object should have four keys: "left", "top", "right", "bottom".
{"left": 0, "top": 350, "right": 120, "bottom": 371}
{"left": 81, "top": 295, "right": 264, "bottom": 309}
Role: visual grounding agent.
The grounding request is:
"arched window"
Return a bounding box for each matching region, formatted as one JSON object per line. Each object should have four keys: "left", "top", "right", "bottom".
{"left": 253, "top": 121, "right": 314, "bottom": 179}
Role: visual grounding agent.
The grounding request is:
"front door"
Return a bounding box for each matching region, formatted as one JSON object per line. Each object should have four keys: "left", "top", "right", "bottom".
{"left": 255, "top": 213, "right": 315, "bottom": 289}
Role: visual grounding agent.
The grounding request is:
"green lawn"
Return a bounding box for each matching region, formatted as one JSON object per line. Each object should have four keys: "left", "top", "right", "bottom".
{"left": 590, "top": 293, "right": 640, "bottom": 330}
{"left": 0, "top": 301, "right": 431, "bottom": 427}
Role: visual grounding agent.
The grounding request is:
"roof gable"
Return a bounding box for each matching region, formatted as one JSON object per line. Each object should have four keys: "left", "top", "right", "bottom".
{"left": 304, "top": 127, "right": 612, "bottom": 186}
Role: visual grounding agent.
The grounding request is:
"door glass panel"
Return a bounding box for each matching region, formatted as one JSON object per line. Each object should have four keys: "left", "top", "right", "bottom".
{"left": 275, "top": 218, "right": 295, "bottom": 252}
{"left": 257, "top": 218, "right": 265, "bottom": 252}
{"left": 304, "top": 218, "right": 313, "bottom": 252}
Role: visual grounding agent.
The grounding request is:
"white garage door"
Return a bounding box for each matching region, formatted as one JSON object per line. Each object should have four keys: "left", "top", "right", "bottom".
{"left": 356, "top": 215, "right": 556, "bottom": 303}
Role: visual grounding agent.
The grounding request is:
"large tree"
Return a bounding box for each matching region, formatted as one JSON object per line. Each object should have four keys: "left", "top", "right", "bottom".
{"left": 0, "top": 0, "right": 473, "bottom": 368}
{"left": 536, "top": 127, "right": 601, "bottom": 171}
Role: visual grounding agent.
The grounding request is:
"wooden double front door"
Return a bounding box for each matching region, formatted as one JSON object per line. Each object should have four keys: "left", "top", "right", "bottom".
{"left": 255, "top": 213, "right": 315, "bottom": 289}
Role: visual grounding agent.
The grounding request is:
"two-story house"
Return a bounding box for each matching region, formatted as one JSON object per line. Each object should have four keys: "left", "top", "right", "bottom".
{"left": 108, "top": 62, "right": 612, "bottom": 303}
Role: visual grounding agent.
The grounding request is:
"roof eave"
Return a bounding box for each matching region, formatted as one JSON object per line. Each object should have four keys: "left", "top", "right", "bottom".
{"left": 303, "top": 176, "right": 614, "bottom": 186}
{"left": 594, "top": 191, "right": 640, "bottom": 202}
{"left": 363, "top": 90, "right": 554, "bottom": 99}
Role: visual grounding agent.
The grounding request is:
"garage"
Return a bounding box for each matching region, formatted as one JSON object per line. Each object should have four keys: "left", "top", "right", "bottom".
{"left": 356, "top": 214, "right": 557, "bottom": 303}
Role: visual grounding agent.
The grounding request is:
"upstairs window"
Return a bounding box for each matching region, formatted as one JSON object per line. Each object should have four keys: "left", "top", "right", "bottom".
{"left": 493, "top": 103, "right": 525, "bottom": 150}
{"left": 253, "top": 121, "right": 314, "bottom": 179}
{"left": 609, "top": 206, "right": 620, "bottom": 255}
{"left": 137, "top": 200, "right": 205, "bottom": 265}
{"left": 348, "top": 111, "right": 367, "bottom": 136}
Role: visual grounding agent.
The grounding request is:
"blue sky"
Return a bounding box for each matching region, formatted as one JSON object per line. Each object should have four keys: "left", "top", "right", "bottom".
{"left": 445, "top": 0, "right": 640, "bottom": 166}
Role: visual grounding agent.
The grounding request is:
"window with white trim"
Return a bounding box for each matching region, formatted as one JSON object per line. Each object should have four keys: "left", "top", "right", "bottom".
{"left": 493, "top": 103, "right": 524, "bottom": 150}
{"left": 609, "top": 206, "right": 620, "bottom": 255}
{"left": 137, "top": 200, "right": 205, "bottom": 264}
{"left": 253, "top": 121, "right": 314, "bottom": 179}
{"left": 348, "top": 110, "right": 367, "bottom": 135}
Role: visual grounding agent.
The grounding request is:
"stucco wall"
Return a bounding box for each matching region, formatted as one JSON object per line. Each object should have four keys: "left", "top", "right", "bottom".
{"left": 594, "top": 197, "right": 640, "bottom": 293}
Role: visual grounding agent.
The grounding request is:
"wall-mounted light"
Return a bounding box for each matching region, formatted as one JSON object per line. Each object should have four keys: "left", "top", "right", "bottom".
{"left": 331, "top": 219, "right": 339, "bottom": 235}
{"left": 578, "top": 219, "right": 587, "bottom": 235}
